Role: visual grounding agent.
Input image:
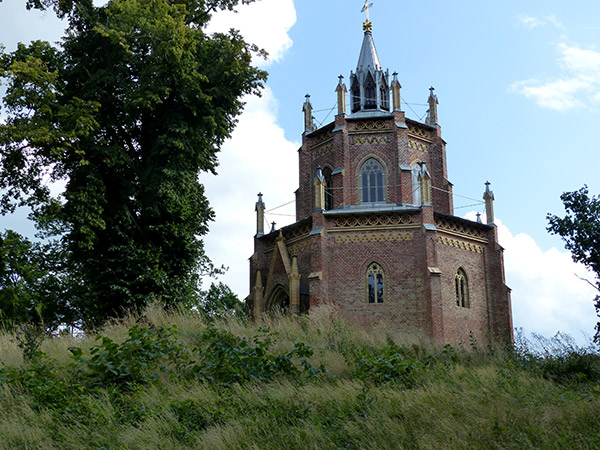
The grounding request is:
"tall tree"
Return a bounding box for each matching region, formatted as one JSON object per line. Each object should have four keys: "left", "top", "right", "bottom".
{"left": 0, "top": 0, "right": 266, "bottom": 327}
{"left": 547, "top": 185, "right": 600, "bottom": 342}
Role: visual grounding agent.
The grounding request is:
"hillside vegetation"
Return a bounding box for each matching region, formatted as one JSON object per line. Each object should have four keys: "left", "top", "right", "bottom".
{"left": 1, "top": 306, "right": 599, "bottom": 449}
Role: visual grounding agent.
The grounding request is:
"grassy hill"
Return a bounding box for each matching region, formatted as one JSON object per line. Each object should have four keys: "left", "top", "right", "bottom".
{"left": 1, "top": 306, "right": 599, "bottom": 449}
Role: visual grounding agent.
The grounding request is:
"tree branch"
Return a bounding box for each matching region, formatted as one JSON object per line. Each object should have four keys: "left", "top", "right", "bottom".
{"left": 574, "top": 273, "right": 600, "bottom": 293}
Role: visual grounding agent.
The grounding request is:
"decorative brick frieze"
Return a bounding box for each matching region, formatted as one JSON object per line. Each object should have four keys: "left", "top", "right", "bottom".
{"left": 334, "top": 232, "right": 413, "bottom": 243}
{"left": 333, "top": 214, "right": 414, "bottom": 228}
{"left": 436, "top": 235, "right": 483, "bottom": 253}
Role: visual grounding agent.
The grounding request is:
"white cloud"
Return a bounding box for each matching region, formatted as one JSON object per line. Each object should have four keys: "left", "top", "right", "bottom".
{"left": 518, "top": 16, "right": 545, "bottom": 29}
{"left": 201, "top": 87, "right": 299, "bottom": 298}
{"left": 205, "top": 0, "right": 296, "bottom": 66}
{"left": 199, "top": 0, "right": 297, "bottom": 296}
{"left": 465, "top": 213, "right": 598, "bottom": 342}
{"left": 517, "top": 14, "right": 565, "bottom": 32}
{"left": 511, "top": 42, "right": 600, "bottom": 111}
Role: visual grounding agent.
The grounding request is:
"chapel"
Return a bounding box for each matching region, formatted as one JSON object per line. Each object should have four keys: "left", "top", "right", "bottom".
{"left": 247, "top": 9, "right": 513, "bottom": 345}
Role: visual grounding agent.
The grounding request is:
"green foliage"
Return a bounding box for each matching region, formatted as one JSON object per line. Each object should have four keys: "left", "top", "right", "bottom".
{"left": 0, "top": 230, "right": 44, "bottom": 326}
{"left": 69, "top": 324, "right": 187, "bottom": 389}
{"left": 197, "top": 281, "right": 245, "bottom": 320}
{"left": 191, "top": 327, "right": 323, "bottom": 385}
{"left": 511, "top": 330, "right": 600, "bottom": 385}
{"left": 353, "top": 344, "right": 425, "bottom": 387}
{"left": 0, "top": 230, "right": 71, "bottom": 329}
{"left": 548, "top": 185, "right": 600, "bottom": 341}
{"left": 0, "top": 313, "right": 599, "bottom": 448}
{"left": 13, "top": 323, "right": 46, "bottom": 363}
{"left": 0, "top": 0, "right": 267, "bottom": 328}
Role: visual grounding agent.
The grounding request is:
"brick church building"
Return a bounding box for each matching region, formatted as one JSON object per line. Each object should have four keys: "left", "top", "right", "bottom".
{"left": 247, "top": 15, "right": 513, "bottom": 345}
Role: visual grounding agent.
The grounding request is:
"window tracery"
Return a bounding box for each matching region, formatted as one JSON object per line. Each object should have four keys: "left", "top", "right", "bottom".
{"left": 364, "top": 73, "right": 376, "bottom": 109}
{"left": 360, "top": 158, "right": 385, "bottom": 203}
{"left": 411, "top": 162, "right": 422, "bottom": 206}
{"left": 367, "top": 262, "right": 384, "bottom": 304}
{"left": 455, "top": 268, "right": 469, "bottom": 308}
{"left": 323, "top": 167, "right": 333, "bottom": 211}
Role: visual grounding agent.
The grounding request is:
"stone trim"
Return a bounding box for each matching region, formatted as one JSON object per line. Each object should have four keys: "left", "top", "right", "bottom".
{"left": 408, "top": 125, "right": 433, "bottom": 143}
{"left": 435, "top": 217, "right": 488, "bottom": 243}
{"left": 328, "top": 224, "right": 419, "bottom": 233}
{"left": 333, "top": 214, "right": 414, "bottom": 228}
{"left": 408, "top": 139, "right": 430, "bottom": 152}
{"left": 353, "top": 135, "right": 390, "bottom": 145}
{"left": 437, "top": 235, "right": 483, "bottom": 253}
{"left": 288, "top": 240, "right": 310, "bottom": 256}
{"left": 335, "top": 232, "right": 413, "bottom": 243}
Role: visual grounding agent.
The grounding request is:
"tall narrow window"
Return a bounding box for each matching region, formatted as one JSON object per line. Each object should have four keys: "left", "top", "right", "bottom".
{"left": 455, "top": 268, "right": 469, "bottom": 308}
{"left": 351, "top": 81, "right": 361, "bottom": 113}
{"left": 323, "top": 167, "right": 334, "bottom": 211}
{"left": 364, "top": 73, "right": 376, "bottom": 109}
{"left": 367, "top": 262, "right": 384, "bottom": 304}
{"left": 411, "top": 163, "right": 422, "bottom": 206}
{"left": 360, "top": 158, "right": 385, "bottom": 203}
{"left": 380, "top": 83, "right": 389, "bottom": 111}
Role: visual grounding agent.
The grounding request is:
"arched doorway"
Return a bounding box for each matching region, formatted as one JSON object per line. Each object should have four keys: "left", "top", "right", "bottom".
{"left": 267, "top": 285, "right": 290, "bottom": 314}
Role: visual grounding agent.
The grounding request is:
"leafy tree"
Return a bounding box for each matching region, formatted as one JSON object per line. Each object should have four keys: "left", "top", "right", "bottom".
{"left": 547, "top": 185, "right": 600, "bottom": 341}
{"left": 0, "top": 230, "right": 70, "bottom": 329}
{"left": 0, "top": 0, "right": 266, "bottom": 327}
{"left": 0, "top": 230, "right": 44, "bottom": 326}
{"left": 198, "top": 281, "right": 244, "bottom": 320}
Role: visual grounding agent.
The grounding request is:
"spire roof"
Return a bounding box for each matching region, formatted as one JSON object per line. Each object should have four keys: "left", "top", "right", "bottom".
{"left": 356, "top": 30, "right": 382, "bottom": 73}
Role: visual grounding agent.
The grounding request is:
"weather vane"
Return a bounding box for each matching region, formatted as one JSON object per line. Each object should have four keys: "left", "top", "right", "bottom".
{"left": 362, "top": 1, "right": 374, "bottom": 31}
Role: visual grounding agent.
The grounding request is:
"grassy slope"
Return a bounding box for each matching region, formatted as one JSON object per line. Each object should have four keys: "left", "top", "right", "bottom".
{"left": 0, "top": 306, "right": 599, "bottom": 449}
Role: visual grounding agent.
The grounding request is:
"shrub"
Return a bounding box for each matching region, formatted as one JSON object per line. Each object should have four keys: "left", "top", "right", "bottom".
{"left": 190, "top": 327, "right": 323, "bottom": 385}
{"left": 69, "top": 324, "right": 187, "bottom": 389}
{"left": 353, "top": 344, "right": 425, "bottom": 387}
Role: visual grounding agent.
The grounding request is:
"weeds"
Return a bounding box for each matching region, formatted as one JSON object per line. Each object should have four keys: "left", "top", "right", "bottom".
{"left": 13, "top": 323, "right": 46, "bottom": 363}
{"left": 0, "top": 311, "right": 598, "bottom": 449}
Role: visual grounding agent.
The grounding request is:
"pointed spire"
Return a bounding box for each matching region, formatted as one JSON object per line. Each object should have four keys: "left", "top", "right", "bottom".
{"left": 288, "top": 256, "right": 301, "bottom": 315}
{"left": 426, "top": 87, "right": 439, "bottom": 125}
{"left": 253, "top": 269, "right": 264, "bottom": 318}
{"left": 391, "top": 72, "right": 402, "bottom": 111}
{"left": 336, "top": 75, "right": 347, "bottom": 114}
{"left": 255, "top": 192, "right": 265, "bottom": 237}
{"left": 483, "top": 181, "right": 495, "bottom": 224}
{"left": 303, "top": 94, "right": 314, "bottom": 133}
{"left": 349, "top": 14, "right": 391, "bottom": 114}
{"left": 356, "top": 27, "right": 382, "bottom": 73}
{"left": 314, "top": 166, "right": 325, "bottom": 211}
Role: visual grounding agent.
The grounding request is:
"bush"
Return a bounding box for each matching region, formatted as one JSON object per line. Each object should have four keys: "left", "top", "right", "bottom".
{"left": 69, "top": 324, "right": 187, "bottom": 389}
{"left": 190, "top": 327, "right": 323, "bottom": 385}
{"left": 353, "top": 344, "right": 425, "bottom": 387}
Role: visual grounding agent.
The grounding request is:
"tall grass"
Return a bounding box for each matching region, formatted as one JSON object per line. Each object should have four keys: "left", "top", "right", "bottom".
{"left": 0, "top": 305, "right": 599, "bottom": 449}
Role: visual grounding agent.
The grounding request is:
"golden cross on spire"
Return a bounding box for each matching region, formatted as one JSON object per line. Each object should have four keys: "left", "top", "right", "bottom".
{"left": 361, "top": 1, "right": 374, "bottom": 31}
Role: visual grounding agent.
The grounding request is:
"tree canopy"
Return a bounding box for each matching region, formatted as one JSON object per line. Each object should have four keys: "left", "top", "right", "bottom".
{"left": 548, "top": 185, "right": 600, "bottom": 341}
{"left": 0, "top": 0, "right": 266, "bottom": 328}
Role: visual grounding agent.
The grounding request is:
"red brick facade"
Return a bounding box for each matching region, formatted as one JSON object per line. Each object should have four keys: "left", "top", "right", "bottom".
{"left": 248, "top": 29, "right": 513, "bottom": 346}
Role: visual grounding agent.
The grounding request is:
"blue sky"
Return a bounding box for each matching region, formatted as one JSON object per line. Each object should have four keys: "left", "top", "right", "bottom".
{"left": 2, "top": 0, "right": 600, "bottom": 342}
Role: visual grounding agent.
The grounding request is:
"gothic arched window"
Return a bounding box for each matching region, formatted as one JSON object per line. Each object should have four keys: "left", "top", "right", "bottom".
{"left": 323, "top": 167, "right": 334, "bottom": 211}
{"left": 455, "top": 268, "right": 469, "bottom": 308}
{"left": 351, "top": 80, "right": 361, "bottom": 113}
{"left": 367, "top": 262, "right": 384, "bottom": 304}
{"left": 380, "top": 82, "right": 389, "bottom": 111}
{"left": 364, "top": 73, "right": 376, "bottom": 109}
{"left": 360, "top": 158, "right": 385, "bottom": 203}
{"left": 411, "top": 163, "right": 422, "bottom": 206}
